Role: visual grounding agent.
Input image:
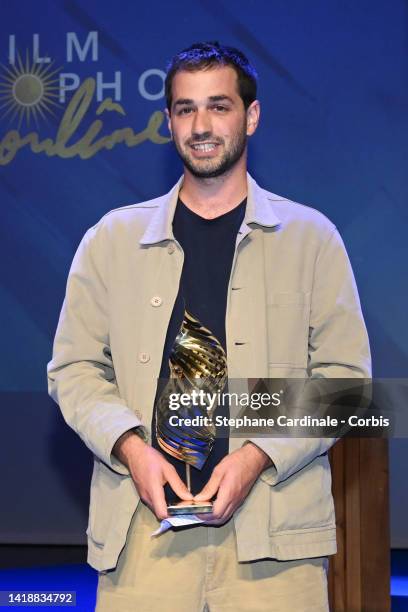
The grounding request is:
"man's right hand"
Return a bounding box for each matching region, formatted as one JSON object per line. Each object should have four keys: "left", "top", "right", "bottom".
{"left": 112, "top": 430, "right": 193, "bottom": 520}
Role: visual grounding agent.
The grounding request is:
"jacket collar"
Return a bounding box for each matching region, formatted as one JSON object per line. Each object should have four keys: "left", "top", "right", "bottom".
{"left": 139, "top": 172, "right": 281, "bottom": 245}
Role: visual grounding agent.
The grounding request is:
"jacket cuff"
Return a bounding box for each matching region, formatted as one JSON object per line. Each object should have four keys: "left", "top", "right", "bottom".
{"left": 102, "top": 414, "right": 147, "bottom": 476}
{"left": 243, "top": 439, "right": 280, "bottom": 485}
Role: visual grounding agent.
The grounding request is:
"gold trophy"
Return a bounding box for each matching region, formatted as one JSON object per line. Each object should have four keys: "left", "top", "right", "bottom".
{"left": 155, "top": 310, "right": 227, "bottom": 515}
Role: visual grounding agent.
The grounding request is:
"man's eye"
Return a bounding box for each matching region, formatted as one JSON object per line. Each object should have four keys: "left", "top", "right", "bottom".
{"left": 178, "top": 107, "right": 193, "bottom": 115}
{"left": 212, "top": 105, "right": 228, "bottom": 112}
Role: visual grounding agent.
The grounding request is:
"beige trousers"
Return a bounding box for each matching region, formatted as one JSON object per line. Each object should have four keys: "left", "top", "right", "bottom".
{"left": 96, "top": 503, "right": 329, "bottom": 612}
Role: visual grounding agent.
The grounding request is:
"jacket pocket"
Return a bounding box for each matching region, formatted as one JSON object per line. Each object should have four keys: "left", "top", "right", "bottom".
{"left": 268, "top": 454, "right": 335, "bottom": 535}
{"left": 266, "top": 291, "right": 311, "bottom": 367}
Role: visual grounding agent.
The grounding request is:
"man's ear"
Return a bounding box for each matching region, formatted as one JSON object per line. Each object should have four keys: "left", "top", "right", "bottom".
{"left": 246, "top": 100, "right": 260, "bottom": 136}
{"left": 165, "top": 108, "right": 172, "bottom": 139}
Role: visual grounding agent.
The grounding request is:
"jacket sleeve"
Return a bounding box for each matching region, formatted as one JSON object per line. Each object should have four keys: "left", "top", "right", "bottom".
{"left": 247, "top": 226, "right": 372, "bottom": 486}
{"left": 47, "top": 225, "right": 146, "bottom": 476}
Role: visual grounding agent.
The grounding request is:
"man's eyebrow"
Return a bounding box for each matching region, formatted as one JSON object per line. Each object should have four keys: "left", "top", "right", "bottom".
{"left": 208, "top": 95, "right": 234, "bottom": 104}
{"left": 173, "top": 98, "right": 195, "bottom": 107}
{"left": 173, "top": 95, "right": 235, "bottom": 108}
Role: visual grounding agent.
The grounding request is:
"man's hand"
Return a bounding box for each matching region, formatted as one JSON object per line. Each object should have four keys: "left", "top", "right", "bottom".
{"left": 113, "top": 430, "right": 193, "bottom": 520}
{"left": 193, "top": 442, "right": 273, "bottom": 525}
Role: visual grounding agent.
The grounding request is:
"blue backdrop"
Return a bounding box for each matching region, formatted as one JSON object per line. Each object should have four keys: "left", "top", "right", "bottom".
{"left": 0, "top": 0, "right": 407, "bottom": 546}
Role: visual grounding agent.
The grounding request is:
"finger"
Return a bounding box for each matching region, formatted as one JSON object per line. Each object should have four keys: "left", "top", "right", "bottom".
{"left": 210, "top": 484, "right": 231, "bottom": 518}
{"left": 194, "top": 471, "right": 222, "bottom": 502}
{"left": 165, "top": 467, "right": 194, "bottom": 500}
{"left": 196, "top": 483, "right": 234, "bottom": 523}
{"left": 197, "top": 503, "right": 234, "bottom": 525}
{"left": 150, "top": 483, "right": 169, "bottom": 521}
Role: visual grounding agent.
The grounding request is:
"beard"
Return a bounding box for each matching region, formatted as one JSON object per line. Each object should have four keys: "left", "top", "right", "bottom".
{"left": 173, "top": 122, "right": 247, "bottom": 179}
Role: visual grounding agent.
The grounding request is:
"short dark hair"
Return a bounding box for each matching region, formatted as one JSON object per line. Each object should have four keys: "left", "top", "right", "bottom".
{"left": 165, "top": 41, "right": 258, "bottom": 113}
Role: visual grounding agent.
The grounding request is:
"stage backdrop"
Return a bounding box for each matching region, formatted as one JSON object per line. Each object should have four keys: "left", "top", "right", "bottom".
{"left": 0, "top": 1, "right": 407, "bottom": 546}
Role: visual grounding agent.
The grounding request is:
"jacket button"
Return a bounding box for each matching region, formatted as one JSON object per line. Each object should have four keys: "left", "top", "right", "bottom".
{"left": 167, "top": 243, "right": 175, "bottom": 254}
{"left": 139, "top": 352, "right": 150, "bottom": 363}
{"left": 150, "top": 296, "right": 162, "bottom": 307}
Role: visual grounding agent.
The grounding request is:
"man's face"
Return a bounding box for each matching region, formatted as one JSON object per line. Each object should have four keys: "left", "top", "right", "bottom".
{"left": 167, "top": 66, "right": 259, "bottom": 179}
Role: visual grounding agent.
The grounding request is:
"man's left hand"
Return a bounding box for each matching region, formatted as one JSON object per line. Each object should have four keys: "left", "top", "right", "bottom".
{"left": 193, "top": 442, "right": 273, "bottom": 525}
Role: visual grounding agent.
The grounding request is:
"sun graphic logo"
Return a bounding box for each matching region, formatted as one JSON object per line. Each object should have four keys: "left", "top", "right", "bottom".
{"left": 0, "top": 39, "right": 171, "bottom": 166}
{"left": 0, "top": 50, "right": 62, "bottom": 128}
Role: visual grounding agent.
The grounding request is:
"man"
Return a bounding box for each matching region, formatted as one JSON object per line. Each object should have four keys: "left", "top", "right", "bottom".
{"left": 47, "top": 42, "right": 371, "bottom": 611}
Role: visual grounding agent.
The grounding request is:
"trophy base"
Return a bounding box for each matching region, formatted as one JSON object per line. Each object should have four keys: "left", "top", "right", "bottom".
{"left": 167, "top": 500, "right": 213, "bottom": 515}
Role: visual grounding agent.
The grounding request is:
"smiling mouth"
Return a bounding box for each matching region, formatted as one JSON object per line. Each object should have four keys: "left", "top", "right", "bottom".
{"left": 190, "top": 143, "right": 219, "bottom": 152}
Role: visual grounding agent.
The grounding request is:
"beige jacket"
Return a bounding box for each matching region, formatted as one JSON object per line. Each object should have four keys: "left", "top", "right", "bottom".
{"left": 47, "top": 174, "right": 371, "bottom": 571}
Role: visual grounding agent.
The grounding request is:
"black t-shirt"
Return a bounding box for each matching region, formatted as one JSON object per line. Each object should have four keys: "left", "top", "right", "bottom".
{"left": 151, "top": 196, "right": 246, "bottom": 502}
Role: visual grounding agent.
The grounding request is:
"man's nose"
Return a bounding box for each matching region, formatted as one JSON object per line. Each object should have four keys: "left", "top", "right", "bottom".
{"left": 191, "top": 110, "right": 212, "bottom": 139}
